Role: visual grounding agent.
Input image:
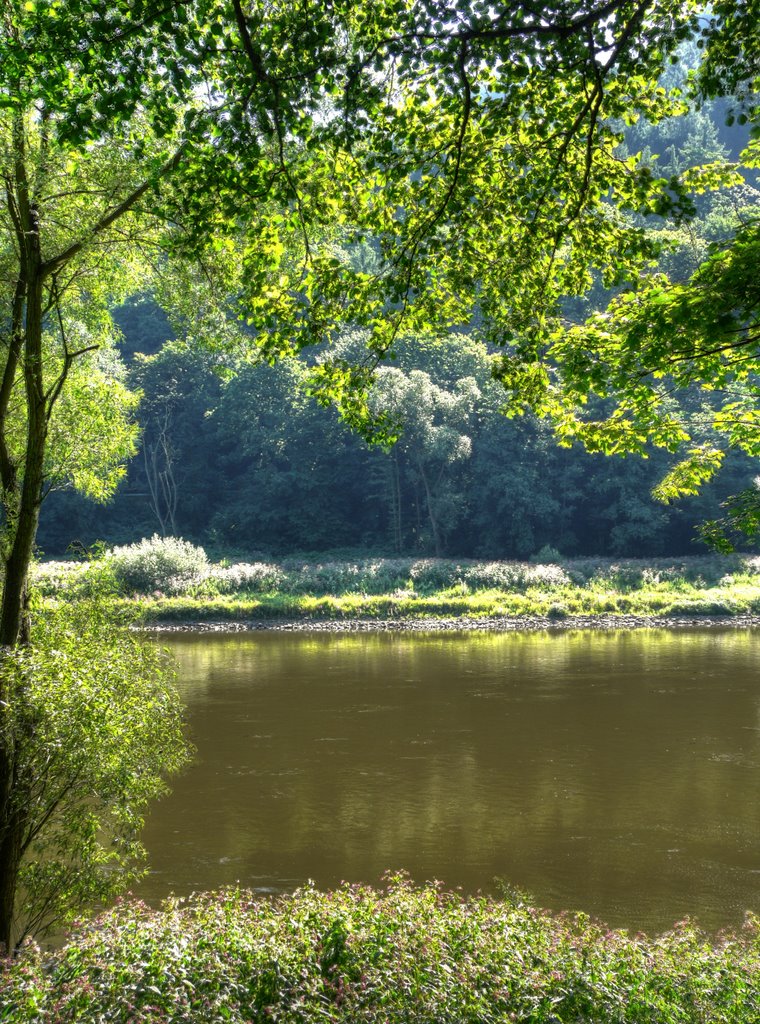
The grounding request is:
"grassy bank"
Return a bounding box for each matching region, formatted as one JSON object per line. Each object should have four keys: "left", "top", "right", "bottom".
{"left": 3, "top": 879, "right": 758, "bottom": 1023}
{"left": 33, "top": 543, "right": 760, "bottom": 623}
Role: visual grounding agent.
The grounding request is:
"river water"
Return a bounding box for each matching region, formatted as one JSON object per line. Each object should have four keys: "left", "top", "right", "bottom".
{"left": 136, "top": 628, "right": 760, "bottom": 934}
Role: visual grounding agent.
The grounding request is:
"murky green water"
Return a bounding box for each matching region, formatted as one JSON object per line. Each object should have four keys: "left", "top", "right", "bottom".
{"left": 137, "top": 628, "right": 760, "bottom": 934}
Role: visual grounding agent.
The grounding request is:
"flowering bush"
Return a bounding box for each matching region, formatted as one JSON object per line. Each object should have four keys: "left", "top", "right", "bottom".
{"left": 2, "top": 879, "right": 759, "bottom": 1023}
{"left": 107, "top": 535, "right": 209, "bottom": 595}
{"left": 202, "top": 562, "right": 286, "bottom": 594}
{"left": 32, "top": 560, "right": 91, "bottom": 597}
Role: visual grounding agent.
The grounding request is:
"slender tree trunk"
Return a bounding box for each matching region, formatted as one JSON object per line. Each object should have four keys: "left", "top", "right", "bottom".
{"left": 417, "top": 460, "right": 443, "bottom": 557}
{"left": 0, "top": 113, "right": 48, "bottom": 947}
{"left": 0, "top": 281, "right": 46, "bottom": 951}
{"left": 388, "top": 452, "right": 403, "bottom": 554}
{"left": 0, "top": 761, "right": 23, "bottom": 955}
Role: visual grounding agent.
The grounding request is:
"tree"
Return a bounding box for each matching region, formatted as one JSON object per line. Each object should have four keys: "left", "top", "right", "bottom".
{"left": 0, "top": 0, "right": 704, "bottom": 949}
{"left": 358, "top": 331, "right": 488, "bottom": 555}
{"left": 129, "top": 346, "right": 223, "bottom": 539}
{"left": 211, "top": 358, "right": 373, "bottom": 552}
{"left": 489, "top": 9, "right": 760, "bottom": 548}
{"left": 370, "top": 365, "right": 479, "bottom": 555}
{"left": 0, "top": 0, "right": 254, "bottom": 951}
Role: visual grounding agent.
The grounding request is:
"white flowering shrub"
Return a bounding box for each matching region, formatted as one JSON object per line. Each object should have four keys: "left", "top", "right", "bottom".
{"left": 107, "top": 536, "right": 209, "bottom": 595}
{"left": 204, "top": 562, "right": 286, "bottom": 594}
{"left": 463, "top": 562, "right": 527, "bottom": 591}
{"left": 33, "top": 561, "right": 87, "bottom": 596}
{"left": 524, "top": 564, "right": 572, "bottom": 589}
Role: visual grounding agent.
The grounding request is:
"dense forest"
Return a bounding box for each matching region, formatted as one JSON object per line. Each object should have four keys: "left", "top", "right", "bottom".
{"left": 36, "top": 83, "right": 760, "bottom": 561}
{"left": 36, "top": 305, "right": 759, "bottom": 559}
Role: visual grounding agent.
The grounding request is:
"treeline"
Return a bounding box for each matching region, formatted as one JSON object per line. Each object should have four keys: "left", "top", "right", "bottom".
{"left": 36, "top": 312, "right": 757, "bottom": 560}
{"left": 35, "top": 79, "right": 760, "bottom": 561}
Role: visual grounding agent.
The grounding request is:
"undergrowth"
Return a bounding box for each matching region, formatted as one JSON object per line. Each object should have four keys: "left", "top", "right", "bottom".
{"left": 3, "top": 878, "right": 758, "bottom": 1023}
{"left": 32, "top": 543, "right": 760, "bottom": 621}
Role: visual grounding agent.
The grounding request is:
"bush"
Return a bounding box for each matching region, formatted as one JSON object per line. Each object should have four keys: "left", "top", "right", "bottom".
{"left": 461, "top": 562, "right": 571, "bottom": 592}
{"left": 279, "top": 559, "right": 414, "bottom": 596}
{"left": 1, "top": 602, "right": 189, "bottom": 948}
{"left": 107, "top": 535, "right": 209, "bottom": 595}
{"left": 201, "top": 562, "right": 286, "bottom": 595}
{"left": 32, "top": 560, "right": 92, "bottom": 597}
{"left": 408, "top": 559, "right": 466, "bottom": 591}
{"left": 463, "top": 561, "right": 526, "bottom": 590}
{"left": 3, "top": 879, "right": 759, "bottom": 1023}
{"left": 530, "top": 544, "right": 563, "bottom": 564}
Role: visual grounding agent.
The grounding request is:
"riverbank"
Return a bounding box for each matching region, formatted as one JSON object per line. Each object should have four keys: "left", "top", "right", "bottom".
{"left": 33, "top": 545, "right": 760, "bottom": 627}
{"left": 3, "top": 879, "right": 758, "bottom": 1023}
{"left": 145, "top": 611, "right": 760, "bottom": 632}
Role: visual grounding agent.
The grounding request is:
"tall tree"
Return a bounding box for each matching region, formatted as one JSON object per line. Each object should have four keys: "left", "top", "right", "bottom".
{"left": 0, "top": 0, "right": 342, "bottom": 951}
{"left": 0, "top": 0, "right": 700, "bottom": 948}
{"left": 490, "top": 7, "right": 760, "bottom": 547}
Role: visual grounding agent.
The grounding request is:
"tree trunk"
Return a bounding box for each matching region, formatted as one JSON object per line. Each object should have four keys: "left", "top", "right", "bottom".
{"left": 390, "top": 452, "right": 403, "bottom": 554}
{"left": 417, "top": 460, "right": 443, "bottom": 557}
{"left": 0, "top": 164, "right": 47, "bottom": 948}
{"left": 0, "top": 320, "right": 46, "bottom": 951}
{"left": 0, "top": 763, "right": 23, "bottom": 955}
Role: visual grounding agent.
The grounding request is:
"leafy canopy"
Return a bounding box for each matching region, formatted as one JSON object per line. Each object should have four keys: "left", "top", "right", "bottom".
{"left": 491, "top": 12, "right": 760, "bottom": 548}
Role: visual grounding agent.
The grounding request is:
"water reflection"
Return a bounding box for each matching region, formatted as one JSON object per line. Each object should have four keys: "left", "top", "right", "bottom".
{"left": 137, "top": 628, "right": 760, "bottom": 934}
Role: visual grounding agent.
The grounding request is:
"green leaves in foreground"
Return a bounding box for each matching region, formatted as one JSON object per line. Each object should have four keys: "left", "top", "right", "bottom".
{"left": 1, "top": 603, "right": 190, "bottom": 946}
{"left": 2, "top": 878, "right": 759, "bottom": 1023}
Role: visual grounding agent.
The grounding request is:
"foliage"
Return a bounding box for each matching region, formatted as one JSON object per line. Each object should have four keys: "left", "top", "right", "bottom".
{"left": 365, "top": 334, "right": 487, "bottom": 555}
{"left": 0, "top": 602, "right": 189, "bottom": 947}
{"left": 530, "top": 545, "right": 564, "bottom": 565}
{"left": 253, "top": 1, "right": 696, "bottom": 422}
{"left": 44, "top": 352, "right": 140, "bottom": 502}
{"left": 38, "top": 320, "right": 760, "bottom": 560}
{"left": 208, "top": 359, "right": 372, "bottom": 552}
{"left": 200, "top": 562, "right": 287, "bottom": 595}
{"left": 3, "top": 878, "right": 760, "bottom": 1023}
{"left": 701, "top": 478, "right": 760, "bottom": 552}
{"left": 128, "top": 346, "right": 224, "bottom": 537}
{"left": 35, "top": 552, "right": 760, "bottom": 623}
{"left": 107, "top": 535, "right": 210, "bottom": 596}
{"left": 44, "top": 551, "right": 760, "bottom": 599}
{"left": 489, "top": 16, "right": 760, "bottom": 546}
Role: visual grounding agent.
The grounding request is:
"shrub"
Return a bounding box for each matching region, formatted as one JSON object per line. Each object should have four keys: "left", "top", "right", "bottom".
{"left": 530, "top": 544, "right": 562, "bottom": 564}
{"left": 32, "top": 560, "right": 91, "bottom": 597}
{"left": 409, "top": 559, "right": 466, "bottom": 591}
{"left": 463, "top": 561, "right": 527, "bottom": 590}
{"left": 0, "top": 602, "right": 189, "bottom": 949}
{"left": 283, "top": 560, "right": 415, "bottom": 596}
{"left": 288, "top": 561, "right": 368, "bottom": 595}
{"left": 3, "top": 880, "right": 760, "bottom": 1023}
{"left": 202, "top": 562, "right": 286, "bottom": 595}
{"left": 107, "top": 535, "right": 209, "bottom": 595}
{"left": 525, "top": 563, "right": 571, "bottom": 589}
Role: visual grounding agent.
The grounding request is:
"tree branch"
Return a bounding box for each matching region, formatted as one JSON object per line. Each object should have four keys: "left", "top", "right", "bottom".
{"left": 43, "top": 144, "right": 188, "bottom": 278}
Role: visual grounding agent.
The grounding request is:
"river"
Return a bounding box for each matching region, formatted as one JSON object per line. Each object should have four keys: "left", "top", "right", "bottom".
{"left": 136, "top": 627, "right": 760, "bottom": 934}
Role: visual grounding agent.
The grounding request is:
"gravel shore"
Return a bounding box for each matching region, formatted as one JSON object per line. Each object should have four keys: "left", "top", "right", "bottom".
{"left": 145, "top": 613, "right": 760, "bottom": 634}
